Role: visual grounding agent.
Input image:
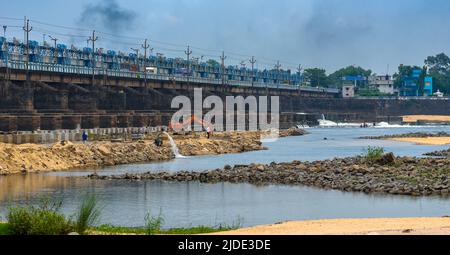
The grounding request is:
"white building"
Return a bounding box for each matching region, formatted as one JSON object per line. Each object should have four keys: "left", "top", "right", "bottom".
{"left": 369, "top": 75, "right": 395, "bottom": 94}
{"left": 342, "top": 84, "right": 355, "bottom": 98}
{"left": 434, "top": 90, "right": 444, "bottom": 98}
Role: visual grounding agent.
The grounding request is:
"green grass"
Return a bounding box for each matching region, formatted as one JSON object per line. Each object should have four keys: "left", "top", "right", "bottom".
{"left": 1, "top": 221, "right": 239, "bottom": 236}
{"left": 363, "top": 146, "right": 385, "bottom": 163}
{"left": 74, "top": 195, "right": 101, "bottom": 235}
{"left": 144, "top": 210, "right": 164, "bottom": 235}
{"left": 7, "top": 199, "right": 74, "bottom": 235}
{"left": 0, "top": 223, "right": 10, "bottom": 235}
{"left": 90, "top": 224, "right": 238, "bottom": 235}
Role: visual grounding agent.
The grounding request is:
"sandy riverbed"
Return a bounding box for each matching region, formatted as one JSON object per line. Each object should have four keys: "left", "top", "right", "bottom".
{"left": 387, "top": 137, "right": 450, "bottom": 145}
{"left": 214, "top": 217, "right": 450, "bottom": 235}
{"left": 402, "top": 115, "right": 450, "bottom": 123}
{"left": 0, "top": 131, "right": 266, "bottom": 175}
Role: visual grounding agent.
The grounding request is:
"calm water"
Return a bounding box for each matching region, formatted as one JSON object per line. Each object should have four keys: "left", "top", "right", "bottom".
{"left": 1, "top": 127, "right": 450, "bottom": 228}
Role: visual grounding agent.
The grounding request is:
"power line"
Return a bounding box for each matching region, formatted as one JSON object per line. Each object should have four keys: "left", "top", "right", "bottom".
{"left": 0, "top": 16, "right": 23, "bottom": 21}
{"left": 30, "top": 19, "right": 91, "bottom": 32}
{"left": 4, "top": 16, "right": 307, "bottom": 70}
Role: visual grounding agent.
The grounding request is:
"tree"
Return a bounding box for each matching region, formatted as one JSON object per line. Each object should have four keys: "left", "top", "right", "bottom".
{"left": 393, "top": 64, "right": 421, "bottom": 88}
{"left": 328, "top": 66, "right": 372, "bottom": 88}
{"left": 303, "top": 68, "right": 329, "bottom": 87}
{"left": 424, "top": 53, "right": 450, "bottom": 94}
{"left": 206, "top": 59, "right": 220, "bottom": 67}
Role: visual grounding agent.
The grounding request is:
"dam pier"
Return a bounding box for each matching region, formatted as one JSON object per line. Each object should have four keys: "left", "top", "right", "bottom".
{"left": 2, "top": 38, "right": 450, "bottom": 134}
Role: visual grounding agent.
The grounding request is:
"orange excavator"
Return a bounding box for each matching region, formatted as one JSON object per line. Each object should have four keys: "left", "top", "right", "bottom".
{"left": 169, "top": 115, "right": 214, "bottom": 131}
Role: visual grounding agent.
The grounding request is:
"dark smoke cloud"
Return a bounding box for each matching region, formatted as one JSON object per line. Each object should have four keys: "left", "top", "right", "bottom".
{"left": 78, "top": 0, "right": 136, "bottom": 33}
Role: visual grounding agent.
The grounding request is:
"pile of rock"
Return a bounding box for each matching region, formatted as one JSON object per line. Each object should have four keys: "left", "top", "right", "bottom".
{"left": 425, "top": 149, "right": 450, "bottom": 157}
{"left": 87, "top": 154, "right": 450, "bottom": 197}
{"left": 361, "top": 132, "right": 450, "bottom": 140}
{"left": 176, "top": 131, "right": 266, "bottom": 156}
{"left": 279, "top": 127, "right": 308, "bottom": 137}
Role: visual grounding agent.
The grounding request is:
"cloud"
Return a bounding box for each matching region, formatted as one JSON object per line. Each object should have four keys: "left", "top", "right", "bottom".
{"left": 78, "top": 0, "right": 136, "bottom": 33}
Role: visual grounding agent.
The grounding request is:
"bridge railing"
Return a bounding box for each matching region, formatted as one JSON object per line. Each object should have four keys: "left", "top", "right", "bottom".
{"left": 353, "top": 96, "right": 450, "bottom": 100}
{"left": 1, "top": 59, "right": 339, "bottom": 94}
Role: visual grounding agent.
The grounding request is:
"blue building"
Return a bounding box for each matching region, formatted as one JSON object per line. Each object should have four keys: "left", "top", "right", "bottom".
{"left": 402, "top": 68, "right": 421, "bottom": 96}
{"left": 424, "top": 76, "right": 433, "bottom": 96}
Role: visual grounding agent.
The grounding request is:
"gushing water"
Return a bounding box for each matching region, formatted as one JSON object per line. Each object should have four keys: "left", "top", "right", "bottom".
{"left": 163, "top": 132, "right": 186, "bottom": 159}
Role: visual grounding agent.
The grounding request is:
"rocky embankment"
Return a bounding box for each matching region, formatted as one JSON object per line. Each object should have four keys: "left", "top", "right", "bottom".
{"left": 279, "top": 127, "right": 309, "bottom": 137}
{"left": 425, "top": 148, "right": 450, "bottom": 157}
{"left": 88, "top": 154, "right": 450, "bottom": 197}
{"left": 361, "top": 132, "right": 450, "bottom": 140}
{"left": 174, "top": 131, "right": 266, "bottom": 156}
{"left": 0, "top": 131, "right": 276, "bottom": 175}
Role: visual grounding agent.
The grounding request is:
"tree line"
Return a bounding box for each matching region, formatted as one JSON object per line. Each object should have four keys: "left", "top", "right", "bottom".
{"left": 303, "top": 53, "right": 450, "bottom": 94}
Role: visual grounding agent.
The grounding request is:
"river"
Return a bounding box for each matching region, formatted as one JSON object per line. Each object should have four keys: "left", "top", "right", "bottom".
{"left": 1, "top": 126, "right": 450, "bottom": 228}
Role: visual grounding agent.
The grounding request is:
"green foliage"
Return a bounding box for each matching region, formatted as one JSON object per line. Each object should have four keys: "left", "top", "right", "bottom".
{"left": 356, "top": 88, "right": 392, "bottom": 97}
{"left": 303, "top": 68, "right": 329, "bottom": 87}
{"left": 206, "top": 59, "right": 220, "bottom": 67}
{"left": 162, "top": 225, "right": 236, "bottom": 235}
{"left": 93, "top": 224, "right": 147, "bottom": 235}
{"left": 7, "top": 198, "right": 74, "bottom": 235}
{"left": 92, "top": 224, "right": 238, "bottom": 235}
{"left": 328, "top": 66, "right": 372, "bottom": 88}
{"left": 144, "top": 209, "right": 164, "bottom": 235}
{"left": 0, "top": 223, "right": 11, "bottom": 235}
{"left": 74, "top": 195, "right": 101, "bottom": 235}
{"left": 364, "top": 146, "right": 385, "bottom": 162}
{"left": 393, "top": 64, "right": 422, "bottom": 88}
{"left": 425, "top": 53, "right": 450, "bottom": 94}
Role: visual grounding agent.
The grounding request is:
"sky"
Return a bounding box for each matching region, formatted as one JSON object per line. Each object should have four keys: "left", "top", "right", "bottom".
{"left": 1, "top": 0, "right": 450, "bottom": 74}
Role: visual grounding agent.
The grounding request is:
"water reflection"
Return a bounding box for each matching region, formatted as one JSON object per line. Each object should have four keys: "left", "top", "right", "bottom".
{"left": 0, "top": 127, "right": 450, "bottom": 228}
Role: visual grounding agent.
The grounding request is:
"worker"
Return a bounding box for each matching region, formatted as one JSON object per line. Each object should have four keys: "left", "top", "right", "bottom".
{"left": 154, "top": 136, "right": 163, "bottom": 147}
{"left": 82, "top": 131, "right": 88, "bottom": 144}
{"left": 206, "top": 126, "right": 212, "bottom": 139}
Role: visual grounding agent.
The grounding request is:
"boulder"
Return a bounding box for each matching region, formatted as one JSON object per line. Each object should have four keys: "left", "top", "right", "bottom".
{"left": 377, "top": 153, "right": 396, "bottom": 165}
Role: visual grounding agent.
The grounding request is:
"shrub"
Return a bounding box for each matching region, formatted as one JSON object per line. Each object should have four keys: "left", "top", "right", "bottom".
{"left": 7, "top": 199, "right": 74, "bottom": 235}
{"left": 144, "top": 209, "right": 164, "bottom": 235}
{"left": 74, "top": 195, "right": 101, "bottom": 235}
{"left": 364, "top": 146, "right": 385, "bottom": 162}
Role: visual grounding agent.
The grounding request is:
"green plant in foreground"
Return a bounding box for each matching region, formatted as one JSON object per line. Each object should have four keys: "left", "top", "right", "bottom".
{"left": 144, "top": 209, "right": 164, "bottom": 235}
{"left": 74, "top": 195, "right": 102, "bottom": 235}
{"left": 0, "top": 223, "right": 10, "bottom": 235}
{"left": 7, "top": 198, "right": 74, "bottom": 235}
{"left": 364, "top": 146, "right": 385, "bottom": 162}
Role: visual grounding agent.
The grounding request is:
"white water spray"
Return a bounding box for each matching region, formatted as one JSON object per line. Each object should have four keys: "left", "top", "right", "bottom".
{"left": 163, "top": 132, "right": 186, "bottom": 159}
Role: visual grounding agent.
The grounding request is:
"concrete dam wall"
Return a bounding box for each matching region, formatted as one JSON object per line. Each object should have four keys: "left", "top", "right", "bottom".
{"left": 1, "top": 80, "right": 450, "bottom": 132}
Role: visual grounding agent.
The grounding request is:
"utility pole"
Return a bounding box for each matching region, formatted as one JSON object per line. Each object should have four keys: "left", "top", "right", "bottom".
{"left": 23, "top": 17, "right": 33, "bottom": 82}
{"left": 88, "top": 30, "right": 98, "bottom": 86}
{"left": 141, "top": 39, "right": 152, "bottom": 89}
{"left": 130, "top": 47, "right": 139, "bottom": 67}
{"left": 240, "top": 61, "right": 246, "bottom": 83}
{"left": 274, "top": 61, "right": 281, "bottom": 89}
{"left": 220, "top": 51, "right": 227, "bottom": 86}
{"left": 48, "top": 35, "right": 58, "bottom": 64}
{"left": 297, "top": 64, "right": 303, "bottom": 93}
{"left": 185, "top": 45, "right": 192, "bottom": 86}
{"left": 249, "top": 56, "right": 256, "bottom": 87}
{"left": 2, "top": 25, "right": 8, "bottom": 80}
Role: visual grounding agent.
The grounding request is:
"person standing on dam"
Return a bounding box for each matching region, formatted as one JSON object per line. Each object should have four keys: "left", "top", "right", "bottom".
{"left": 82, "top": 131, "right": 88, "bottom": 144}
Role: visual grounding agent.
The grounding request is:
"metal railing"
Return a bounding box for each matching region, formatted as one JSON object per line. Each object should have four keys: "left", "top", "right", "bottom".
{"left": 353, "top": 96, "right": 450, "bottom": 100}
{"left": 1, "top": 59, "right": 339, "bottom": 94}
